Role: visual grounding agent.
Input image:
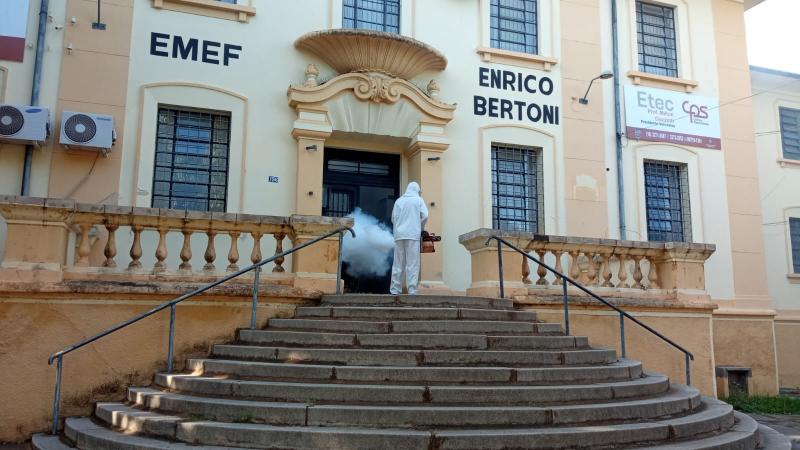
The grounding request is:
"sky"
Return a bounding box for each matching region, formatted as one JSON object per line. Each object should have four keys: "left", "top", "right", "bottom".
{"left": 745, "top": 0, "right": 800, "bottom": 74}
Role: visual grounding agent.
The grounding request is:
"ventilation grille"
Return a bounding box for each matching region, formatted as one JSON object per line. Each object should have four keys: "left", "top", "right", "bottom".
{"left": 64, "top": 114, "right": 97, "bottom": 143}
{"left": 0, "top": 105, "right": 25, "bottom": 136}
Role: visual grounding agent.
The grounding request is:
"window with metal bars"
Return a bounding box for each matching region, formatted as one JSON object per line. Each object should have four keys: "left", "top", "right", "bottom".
{"left": 791, "top": 218, "right": 800, "bottom": 274}
{"left": 636, "top": 1, "right": 678, "bottom": 78}
{"left": 779, "top": 107, "right": 800, "bottom": 160}
{"left": 152, "top": 107, "right": 231, "bottom": 212}
{"left": 644, "top": 160, "right": 692, "bottom": 242}
{"left": 490, "top": 0, "right": 538, "bottom": 55}
{"left": 491, "top": 144, "right": 543, "bottom": 233}
{"left": 342, "top": 0, "right": 400, "bottom": 33}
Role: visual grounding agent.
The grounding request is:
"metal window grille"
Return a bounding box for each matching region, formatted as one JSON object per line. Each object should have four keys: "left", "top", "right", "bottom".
{"left": 779, "top": 107, "right": 800, "bottom": 161}
{"left": 636, "top": 1, "right": 678, "bottom": 77}
{"left": 217, "top": 0, "right": 236, "bottom": 4}
{"left": 644, "top": 160, "right": 692, "bottom": 242}
{"left": 342, "top": 0, "right": 400, "bottom": 33}
{"left": 791, "top": 217, "right": 800, "bottom": 274}
{"left": 490, "top": 0, "right": 538, "bottom": 55}
{"left": 152, "top": 107, "right": 231, "bottom": 212}
{"left": 492, "top": 144, "right": 543, "bottom": 233}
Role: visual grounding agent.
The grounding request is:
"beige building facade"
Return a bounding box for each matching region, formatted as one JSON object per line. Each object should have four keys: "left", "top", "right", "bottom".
{"left": 0, "top": 0, "right": 793, "bottom": 442}
{"left": 751, "top": 65, "right": 800, "bottom": 390}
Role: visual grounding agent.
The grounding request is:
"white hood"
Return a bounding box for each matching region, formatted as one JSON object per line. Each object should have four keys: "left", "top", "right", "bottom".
{"left": 391, "top": 182, "right": 429, "bottom": 241}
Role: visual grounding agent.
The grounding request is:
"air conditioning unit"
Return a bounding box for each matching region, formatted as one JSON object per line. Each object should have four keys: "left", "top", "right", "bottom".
{"left": 0, "top": 104, "right": 50, "bottom": 147}
{"left": 59, "top": 111, "right": 116, "bottom": 155}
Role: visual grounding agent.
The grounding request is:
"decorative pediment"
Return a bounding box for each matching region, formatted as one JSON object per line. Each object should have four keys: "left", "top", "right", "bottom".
{"left": 288, "top": 70, "right": 455, "bottom": 125}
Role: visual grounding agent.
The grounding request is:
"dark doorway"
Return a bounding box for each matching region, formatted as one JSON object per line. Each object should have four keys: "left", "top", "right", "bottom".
{"left": 322, "top": 148, "right": 400, "bottom": 293}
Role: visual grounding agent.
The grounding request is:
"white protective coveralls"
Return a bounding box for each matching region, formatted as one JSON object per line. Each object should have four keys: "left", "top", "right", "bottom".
{"left": 390, "top": 182, "right": 429, "bottom": 295}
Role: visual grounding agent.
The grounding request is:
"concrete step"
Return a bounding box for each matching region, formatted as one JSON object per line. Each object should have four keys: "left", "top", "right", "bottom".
{"left": 268, "top": 318, "right": 557, "bottom": 335}
{"left": 31, "top": 435, "right": 73, "bottom": 450}
{"left": 640, "top": 411, "right": 761, "bottom": 450}
{"left": 190, "top": 356, "right": 631, "bottom": 383}
{"left": 152, "top": 374, "right": 668, "bottom": 405}
{"left": 296, "top": 306, "right": 536, "bottom": 321}
{"left": 111, "top": 385, "right": 698, "bottom": 428}
{"left": 320, "top": 294, "right": 514, "bottom": 310}
{"left": 756, "top": 423, "right": 794, "bottom": 450}
{"left": 214, "top": 342, "right": 598, "bottom": 367}
{"left": 237, "top": 330, "right": 575, "bottom": 350}
{"left": 70, "top": 398, "right": 738, "bottom": 449}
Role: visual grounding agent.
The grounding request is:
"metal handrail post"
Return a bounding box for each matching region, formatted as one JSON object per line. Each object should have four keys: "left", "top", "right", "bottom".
{"left": 51, "top": 355, "right": 62, "bottom": 434}
{"left": 336, "top": 231, "right": 344, "bottom": 295}
{"left": 497, "top": 240, "right": 504, "bottom": 299}
{"left": 251, "top": 265, "right": 261, "bottom": 330}
{"left": 167, "top": 304, "right": 176, "bottom": 373}
{"left": 686, "top": 353, "right": 692, "bottom": 386}
{"left": 619, "top": 312, "right": 626, "bottom": 359}
{"left": 562, "top": 279, "right": 570, "bottom": 336}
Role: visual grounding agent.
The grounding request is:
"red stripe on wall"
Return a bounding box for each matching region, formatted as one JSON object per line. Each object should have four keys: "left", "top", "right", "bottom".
{"left": 0, "top": 35, "right": 26, "bottom": 62}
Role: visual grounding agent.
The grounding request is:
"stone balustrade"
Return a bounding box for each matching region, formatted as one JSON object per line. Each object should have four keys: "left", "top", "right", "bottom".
{"left": 0, "top": 197, "right": 351, "bottom": 291}
{"left": 459, "top": 229, "right": 716, "bottom": 300}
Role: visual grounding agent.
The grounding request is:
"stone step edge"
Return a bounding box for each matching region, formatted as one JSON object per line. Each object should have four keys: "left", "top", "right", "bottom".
{"left": 213, "top": 345, "right": 607, "bottom": 365}
{"left": 145, "top": 373, "right": 670, "bottom": 405}
{"left": 66, "top": 398, "right": 733, "bottom": 450}
{"left": 296, "top": 306, "right": 537, "bottom": 320}
{"left": 106, "top": 385, "right": 700, "bottom": 429}
{"left": 182, "top": 357, "right": 638, "bottom": 385}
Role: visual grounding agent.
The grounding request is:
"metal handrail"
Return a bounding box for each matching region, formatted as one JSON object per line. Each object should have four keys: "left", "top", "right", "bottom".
{"left": 486, "top": 235, "right": 694, "bottom": 386}
{"left": 47, "top": 226, "right": 354, "bottom": 434}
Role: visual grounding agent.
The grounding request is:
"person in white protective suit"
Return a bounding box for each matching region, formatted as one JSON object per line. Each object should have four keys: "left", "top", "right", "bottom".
{"left": 390, "top": 182, "right": 429, "bottom": 295}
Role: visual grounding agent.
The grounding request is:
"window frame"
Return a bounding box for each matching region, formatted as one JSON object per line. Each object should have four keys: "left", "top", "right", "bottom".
{"left": 643, "top": 159, "right": 693, "bottom": 243}
{"left": 635, "top": 0, "right": 679, "bottom": 78}
{"left": 779, "top": 106, "right": 800, "bottom": 161}
{"left": 489, "top": 0, "right": 539, "bottom": 56}
{"left": 151, "top": 105, "right": 232, "bottom": 213}
{"left": 790, "top": 217, "right": 800, "bottom": 274}
{"left": 491, "top": 143, "right": 544, "bottom": 233}
{"left": 342, "top": 0, "right": 401, "bottom": 34}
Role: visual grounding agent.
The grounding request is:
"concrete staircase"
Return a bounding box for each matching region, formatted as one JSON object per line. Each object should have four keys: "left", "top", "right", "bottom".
{"left": 33, "top": 294, "right": 791, "bottom": 449}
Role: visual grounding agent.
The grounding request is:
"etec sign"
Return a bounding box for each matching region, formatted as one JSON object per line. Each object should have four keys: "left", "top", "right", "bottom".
{"left": 149, "top": 32, "right": 242, "bottom": 66}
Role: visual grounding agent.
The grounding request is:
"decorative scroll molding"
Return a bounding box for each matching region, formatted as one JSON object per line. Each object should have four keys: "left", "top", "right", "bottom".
{"left": 288, "top": 72, "right": 455, "bottom": 124}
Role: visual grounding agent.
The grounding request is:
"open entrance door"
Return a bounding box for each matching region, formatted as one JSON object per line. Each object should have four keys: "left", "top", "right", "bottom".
{"left": 322, "top": 148, "right": 400, "bottom": 293}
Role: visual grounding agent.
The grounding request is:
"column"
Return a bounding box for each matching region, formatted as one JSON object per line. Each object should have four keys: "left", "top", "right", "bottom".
{"left": 291, "top": 106, "right": 332, "bottom": 215}
{"left": 405, "top": 122, "right": 450, "bottom": 293}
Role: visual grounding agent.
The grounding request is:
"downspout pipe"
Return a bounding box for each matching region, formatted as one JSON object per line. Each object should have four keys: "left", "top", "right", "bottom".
{"left": 611, "top": 0, "right": 626, "bottom": 240}
{"left": 21, "top": 0, "right": 49, "bottom": 196}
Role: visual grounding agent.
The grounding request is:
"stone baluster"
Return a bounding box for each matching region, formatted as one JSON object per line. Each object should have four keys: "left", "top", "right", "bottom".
{"left": 587, "top": 253, "right": 599, "bottom": 286}
{"left": 647, "top": 257, "right": 661, "bottom": 289}
{"left": 128, "top": 225, "right": 143, "bottom": 269}
{"left": 203, "top": 231, "right": 217, "bottom": 273}
{"left": 250, "top": 232, "right": 263, "bottom": 265}
{"left": 536, "top": 250, "right": 549, "bottom": 286}
{"left": 102, "top": 223, "right": 119, "bottom": 268}
{"left": 552, "top": 251, "right": 564, "bottom": 285}
{"left": 153, "top": 228, "right": 168, "bottom": 272}
{"left": 75, "top": 222, "right": 92, "bottom": 267}
{"left": 632, "top": 255, "right": 645, "bottom": 289}
{"left": 273, "top": 232, "right": 286, "bottom": 273}
{"left": 617, "top": 254, "right": 629, "bottom": 288}
{"left": 227, "top": 231, "right": 240, "bottom": 272}
{"left": 521, "top": 254, "right": 531, "bottom": 284}
{"left": 600, "top": 252, "right": 614, "bottom": 287}
{"left": 179, "top": 229, "right": 193, "bottom": 272}
{"left": 568, "top": 251, "right": 581, "bottom": 281}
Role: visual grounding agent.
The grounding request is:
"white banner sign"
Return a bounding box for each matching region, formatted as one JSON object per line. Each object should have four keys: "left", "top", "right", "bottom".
{"left": 624, "top": 85, "right": 721, "bottom": 150}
